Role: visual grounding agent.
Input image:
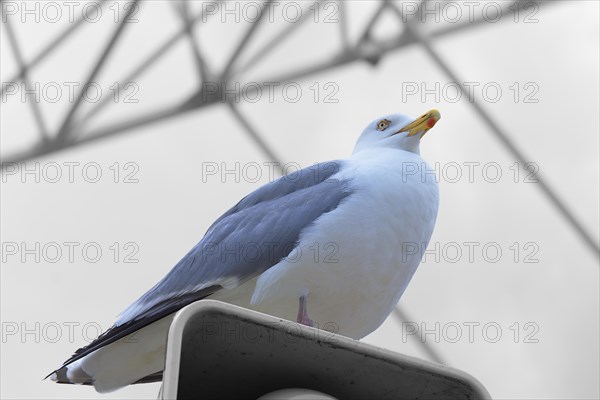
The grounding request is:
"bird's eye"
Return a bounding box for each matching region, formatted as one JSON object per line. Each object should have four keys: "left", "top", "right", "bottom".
{"left": 377, "top": 119, "right": 391, "bottom": 131}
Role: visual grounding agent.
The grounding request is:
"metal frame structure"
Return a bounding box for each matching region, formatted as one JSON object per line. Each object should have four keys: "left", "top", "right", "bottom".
{"left": 1, "top": 0, "right": 597, "bottom": 372}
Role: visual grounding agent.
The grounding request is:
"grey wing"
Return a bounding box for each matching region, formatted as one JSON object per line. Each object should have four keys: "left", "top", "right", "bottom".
{"left": 120, "top": 160, "right": 351, "bottom": 321}
{"left": 55, "top": 160, "right": 351, "bottom": 370}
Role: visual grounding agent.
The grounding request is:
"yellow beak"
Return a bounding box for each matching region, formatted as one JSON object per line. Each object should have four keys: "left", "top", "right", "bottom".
{"left": 395, "top": 109, "right": 441, "bottom": 138}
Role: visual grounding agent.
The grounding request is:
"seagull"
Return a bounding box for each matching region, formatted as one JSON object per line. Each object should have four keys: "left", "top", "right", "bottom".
{"left": 49, "top": 109, "right": 441, "bottom": 392}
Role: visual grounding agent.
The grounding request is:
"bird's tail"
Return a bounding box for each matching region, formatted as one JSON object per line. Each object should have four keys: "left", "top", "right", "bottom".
{"left": 45, "top": 359, "right": 93, "bottom": 386}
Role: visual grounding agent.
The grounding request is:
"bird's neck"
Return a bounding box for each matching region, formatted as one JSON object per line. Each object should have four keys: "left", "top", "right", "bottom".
{"left": 352, "top": 144, "right": 420, "bottom": 157}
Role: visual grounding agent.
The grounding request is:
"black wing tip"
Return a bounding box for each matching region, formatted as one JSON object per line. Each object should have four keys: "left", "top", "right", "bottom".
{"left": 43, "top": 371, "right": 55, "bottom": 381}
{"left": 43, "top": 368, "right": 66, "bottom": 383}
{"left": 46, "top": 287, "right": 222, "bottom": 382}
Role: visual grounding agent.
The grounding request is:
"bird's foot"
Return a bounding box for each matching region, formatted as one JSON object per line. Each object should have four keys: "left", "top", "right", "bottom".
{"left": 296, "top": 294, "right": 314, "bottom": 327}
{"left": 297, "top": 314, "right": 314, "bottom": 328}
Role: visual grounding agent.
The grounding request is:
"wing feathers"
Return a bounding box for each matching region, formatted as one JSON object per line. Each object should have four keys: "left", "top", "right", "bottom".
{"left": 50, "top": 161, "right": 352, "bottom": 379}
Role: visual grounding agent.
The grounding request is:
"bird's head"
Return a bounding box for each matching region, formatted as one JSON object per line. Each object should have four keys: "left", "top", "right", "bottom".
{"left": 353, "top": 109, "right": 441, "bottom": 155}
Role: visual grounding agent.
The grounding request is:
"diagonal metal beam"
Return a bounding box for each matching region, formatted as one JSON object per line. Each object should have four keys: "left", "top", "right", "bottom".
{"left": 2, "top": 15, "right": 49, "bottom": 140}
{"left": 230, "top": 0, "right": 323, "bottom": 79}
{"left": 75, "top": 1, "right": 225, "bottom": 129}
{"left": 0, "top": 0, "right": 109, "bottom": 99}
{"left": 388, "top": 2, "right": 599, "bottom": 259}
{"left": 1, "top": 102, "right": 193, "bottom": 165}
{"left": 227, "top": 102, "right": 286, "bottom": 171}
{"left": 338, "top": 0, "right": 350, "bottom": 50}
{"left": 173, "top": 0, "right": 210, "bottom": 83}
{"left": 219, "top": 0, "right": 274, "bottom": 81}
{"left": 357, "top": 0, "right": 389, "bottom": 44}
{"left": 54, "top": 0, "right": 140, "bottom": 141}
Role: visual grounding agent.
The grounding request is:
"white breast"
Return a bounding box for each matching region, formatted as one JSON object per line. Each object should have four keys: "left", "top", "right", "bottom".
{"left": 250, "top": 148, "right": 439, "bottom": 339}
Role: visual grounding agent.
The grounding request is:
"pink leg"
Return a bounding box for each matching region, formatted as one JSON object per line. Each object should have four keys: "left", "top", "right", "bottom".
{"left": 296, "top": 295, "right": 314, "bottom": 327}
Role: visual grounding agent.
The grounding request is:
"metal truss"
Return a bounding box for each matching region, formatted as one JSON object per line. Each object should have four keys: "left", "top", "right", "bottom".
{"left": 2, "top": 0, "right": 594, "bottom": 249}
{"left": 1, "top": 0, "right": 595, "bottom": 369}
